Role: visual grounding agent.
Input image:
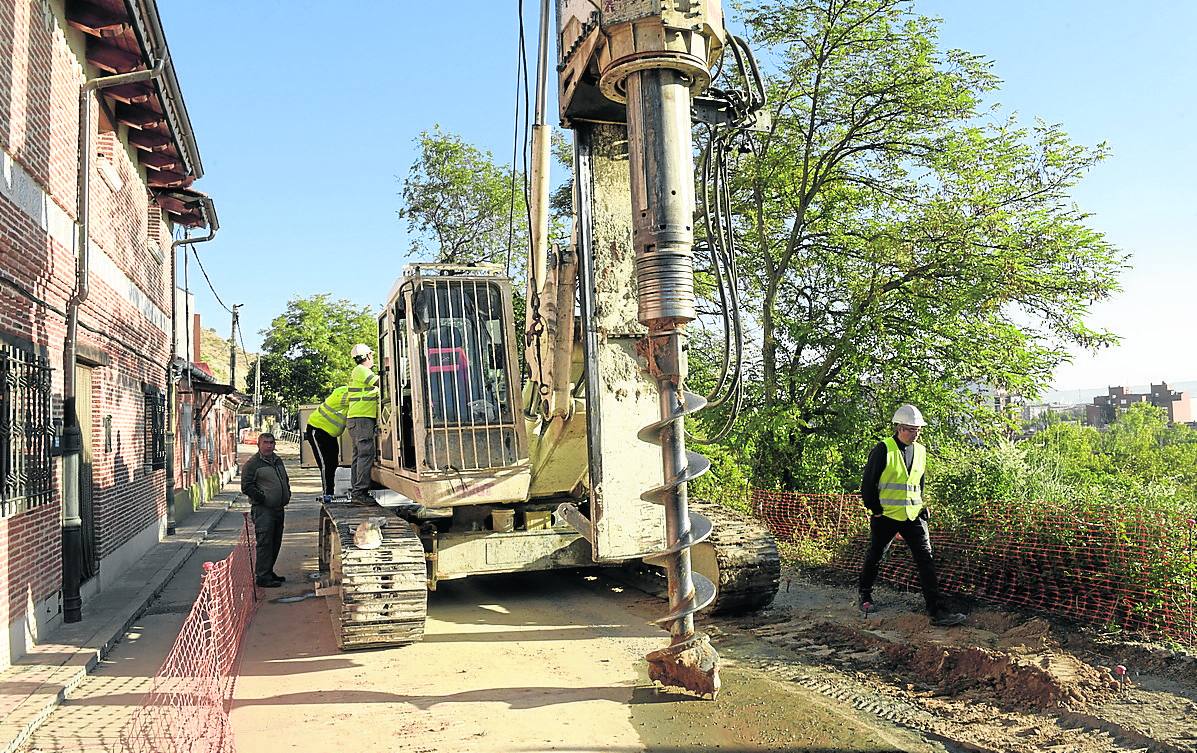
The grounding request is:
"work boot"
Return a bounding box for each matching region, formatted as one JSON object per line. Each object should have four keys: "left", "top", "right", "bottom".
{"left": 930, "top": 610, "right": 967, "bottom": 627}
{"left": 857, "top": 593, "right": 877, "bottom": 614}
{"left": 255, "top": 576, "right": 283, "bottom": 588}
{"left": 351, "top": 492, "right": 378, "bottom": 506}
{"left": 271, "top": 571, "right": 286, "bottom": 582}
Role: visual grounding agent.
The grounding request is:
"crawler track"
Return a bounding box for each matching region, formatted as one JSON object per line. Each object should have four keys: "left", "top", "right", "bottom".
{"left": 619, "top": 501, "right": 781, "bottom": 615}
{"left": 690, "top": 500, "right": 782, "bottom": 614}
{"left": 320, "top": 500, "right": 428, "bottom": 649}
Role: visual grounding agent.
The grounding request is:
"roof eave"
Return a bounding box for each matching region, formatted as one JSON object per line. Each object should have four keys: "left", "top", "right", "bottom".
{"left": 122, "top": 0, "right": 204, "bottom": 180}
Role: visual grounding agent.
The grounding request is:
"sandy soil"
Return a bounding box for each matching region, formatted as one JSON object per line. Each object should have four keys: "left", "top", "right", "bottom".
{"left": 230, "top": 463, "right": 936, "bottom": 753}
{"left": 722, "top": 572, "right": 1197, "bottom": 753}
{"left": 230, "top": 510, "right": 938, "bottom": 751}
{"left": 230, "top": 457, "right": 1197, "bottom": 753}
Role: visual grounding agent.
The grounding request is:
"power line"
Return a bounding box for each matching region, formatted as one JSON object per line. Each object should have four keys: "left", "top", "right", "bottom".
{"left": 235, "top": 318, "right": 249, "bottom": 362}
{"left": 507, "top": 0, "right": 529, "bottom": 275}
{"left": 188, "top": 244, "right": 233, "bottom": 314}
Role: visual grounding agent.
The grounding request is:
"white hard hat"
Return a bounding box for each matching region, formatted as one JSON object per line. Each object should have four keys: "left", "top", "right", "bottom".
{"left": 350, "top": 343, "right": 373, "bottom": 359}
{"left": 892, "top": 404, "right": 926, "bottom": 427}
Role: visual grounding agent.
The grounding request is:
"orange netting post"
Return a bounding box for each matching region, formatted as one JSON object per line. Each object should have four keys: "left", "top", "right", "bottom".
{"left": 120, "top": 513, "right": 260, "bottom": 753}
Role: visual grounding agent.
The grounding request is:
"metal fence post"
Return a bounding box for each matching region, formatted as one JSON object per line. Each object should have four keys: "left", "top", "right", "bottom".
{"left": 1187, "top": 518, "right": 1195, "bottom": 647}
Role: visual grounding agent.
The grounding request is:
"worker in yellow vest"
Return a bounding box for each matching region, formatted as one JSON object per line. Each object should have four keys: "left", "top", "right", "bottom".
{"left": 857, "top": 404, "right": 966, "bottom": 627}
{"left": 305, "top": 385, "right": 349, "bottom": 498}
{"left": 347, "top": 343, "right": 381, "bottom": 503}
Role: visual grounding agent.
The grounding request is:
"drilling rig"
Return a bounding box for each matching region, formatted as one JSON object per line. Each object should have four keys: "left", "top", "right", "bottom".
{"left": 312, "top": 0, "right": 777, "bottom": 699}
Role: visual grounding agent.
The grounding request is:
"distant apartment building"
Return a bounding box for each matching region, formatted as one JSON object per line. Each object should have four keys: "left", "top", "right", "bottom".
{"left": 1085, "top": 383, "right": 1192, "bottom": 427}
{"left": 967, "top": 383, "right": 1024, "bottom": 417}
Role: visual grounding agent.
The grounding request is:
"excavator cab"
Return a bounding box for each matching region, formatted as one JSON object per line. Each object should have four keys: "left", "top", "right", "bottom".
{"left": 373, "top": 264, "right": 531, "bottom": 506}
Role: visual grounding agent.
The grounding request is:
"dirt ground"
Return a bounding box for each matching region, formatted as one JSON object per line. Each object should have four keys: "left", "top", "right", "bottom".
{"left": 720, "top": 572, "right": 1197, "bottom": 753}
{"left": 230, "top": 491, "right": 935, "bottom": 753}
{"left": 229, "top": 458, "right": 1197, "bottom": 753}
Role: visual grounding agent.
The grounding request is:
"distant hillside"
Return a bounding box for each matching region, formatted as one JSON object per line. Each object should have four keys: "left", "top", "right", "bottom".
{"left": 199, "top": 327, "right": 255, "bottom": 392}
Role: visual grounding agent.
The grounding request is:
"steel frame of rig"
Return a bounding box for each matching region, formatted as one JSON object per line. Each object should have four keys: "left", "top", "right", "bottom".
{"left": 310, "top": 0, "right": 778, "bottom": 699}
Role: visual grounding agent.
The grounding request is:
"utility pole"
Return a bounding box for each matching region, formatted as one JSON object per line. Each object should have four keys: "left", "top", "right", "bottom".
{"left": 229, "top": 304, "right": 241, "bottom": 389}
{"left": 254, "top": 355, "right": 261, "bottom": 430}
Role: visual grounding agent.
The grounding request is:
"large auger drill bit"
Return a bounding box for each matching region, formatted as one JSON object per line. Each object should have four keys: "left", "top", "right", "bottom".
{"left": 601, "top": 35, "right": 723, "bottom": 698}
{"left": 638, "top": 383, "right": 719, "bottom": 698}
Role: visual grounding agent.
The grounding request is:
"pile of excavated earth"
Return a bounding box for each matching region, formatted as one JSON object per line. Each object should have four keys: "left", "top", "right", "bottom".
{"left": 709, "top": 569, "right": 1197, "bottom": 753}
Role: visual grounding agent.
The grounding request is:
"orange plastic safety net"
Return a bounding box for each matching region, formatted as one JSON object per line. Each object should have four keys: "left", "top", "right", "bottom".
{"left": 120, "top": 513, "right": 260, "bottom": 753}
{"left": 753, "top": 490, "right": 1196, "bottom": 646}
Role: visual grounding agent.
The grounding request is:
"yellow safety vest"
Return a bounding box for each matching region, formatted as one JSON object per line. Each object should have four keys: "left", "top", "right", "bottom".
{"left": 308, "top": 386, "right": 350, "bottom": 437}
{"left": 878, "top": 437, "right": 926, "bottom": 521}
{"left": 346, "top": 363, "right": 380, "bottom": 419}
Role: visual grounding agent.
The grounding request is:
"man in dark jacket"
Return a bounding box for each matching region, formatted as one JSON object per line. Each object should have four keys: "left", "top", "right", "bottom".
{"left": 241, "top": 432, "right": 291, "bottom": 588}
{"left": 858, "top": 404, "right": 965, "bottom": 627}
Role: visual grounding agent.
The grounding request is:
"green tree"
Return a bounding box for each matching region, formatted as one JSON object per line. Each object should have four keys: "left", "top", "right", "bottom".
{"left": 1096, "top": 403, "right": 1197, "bottom": 507}
{"left": 548, "top": 127, "right": 576, "bottom": 240}
{"left": 257, "top": 295, "right": 378, "bottom": 409}
{"left": 692, "top": 0, "right": 1125, "bottom": 490}
{"left": 398, "top": 126, "right": 529, "bottom": 267}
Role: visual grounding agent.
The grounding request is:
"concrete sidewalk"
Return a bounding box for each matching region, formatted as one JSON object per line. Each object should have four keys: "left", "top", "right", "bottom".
{"left": 0, "top": 482, "right": 240, "bottom": 753}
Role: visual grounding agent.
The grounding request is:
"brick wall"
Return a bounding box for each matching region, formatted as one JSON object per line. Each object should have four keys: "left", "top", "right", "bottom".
{"left": 0, "top": 0, "right": 177, "bottom": 645}
{"left": 174, "top": 392, "right": 240, "bottom": 493}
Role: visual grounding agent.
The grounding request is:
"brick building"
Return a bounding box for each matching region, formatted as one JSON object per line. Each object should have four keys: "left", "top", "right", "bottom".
{"left": 0, "top": 0, "right": 217, "bottom": 668}
{"left": 1086, "top": 382, "right": 1193, "bottom": 427}
{"left": 173, "top": 306, "right": 243, "bottom": 523}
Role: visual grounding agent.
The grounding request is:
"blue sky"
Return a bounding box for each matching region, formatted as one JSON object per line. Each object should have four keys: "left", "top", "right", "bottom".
{"left": 160, "top": 1, "right": 1195, "bottom": 393}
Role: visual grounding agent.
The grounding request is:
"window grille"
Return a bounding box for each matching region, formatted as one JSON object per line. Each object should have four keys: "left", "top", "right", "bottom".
{"left": 0, "top": 342, "right": 54, "bottom": 518}
{"left": 415, "top": 279, "right": 520, "bottom": 471}
{"left": 143, "top": 386, "right": 166, "bottom": 471}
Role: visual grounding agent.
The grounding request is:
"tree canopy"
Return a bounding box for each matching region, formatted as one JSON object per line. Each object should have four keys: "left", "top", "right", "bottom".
{"left": 690, "top": 0, "right": 1126, "bottom": 491}
{"left": 256, "top": 295, "right": 378, "bottom": 409}
{"left": 397, "top": 126, "right": 529, "bottom": 268}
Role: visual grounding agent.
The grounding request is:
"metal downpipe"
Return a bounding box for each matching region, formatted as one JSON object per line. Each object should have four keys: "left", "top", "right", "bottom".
{"left": 62, "top": 57, "right": 167, "bottom": 623}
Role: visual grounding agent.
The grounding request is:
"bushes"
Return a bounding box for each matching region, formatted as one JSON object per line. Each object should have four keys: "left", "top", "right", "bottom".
{"left": 700, "top": 402, "right": 1197, "bottom": 574}
{"left": 689, "top": 443, "right": 753, "bottom": 513}
{"left": 927, "top": 405, "right": 1197, "bottom": 521}
{"left": 928, "top": 439, "right": 1080, "bottom": 527}
{"left": 702, "top": 403, "right": 1196, "bottom": 641}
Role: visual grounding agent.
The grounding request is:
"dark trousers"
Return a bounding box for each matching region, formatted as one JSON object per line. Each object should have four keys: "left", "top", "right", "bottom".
{"left": 858, "top": 511, "right": 942, "bottom": 614}
{"left": 347, "top": 417, "right": 376, "bottom": 496}
{"left": 305, "top": 425, "right": 340, "bottom": 496}
{"left": 251, "top": 505, "right": 285, "bottom": 582}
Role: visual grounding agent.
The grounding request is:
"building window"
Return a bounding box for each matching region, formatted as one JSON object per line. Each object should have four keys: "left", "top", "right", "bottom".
{"left": 146, "top": 206, "right": 165, "bottom": 265}
{"left": 143, "top": 386, "right": 166, "bottom": 471}
{"left": 0, "top": 341, "right": 54, "bottom": 518}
